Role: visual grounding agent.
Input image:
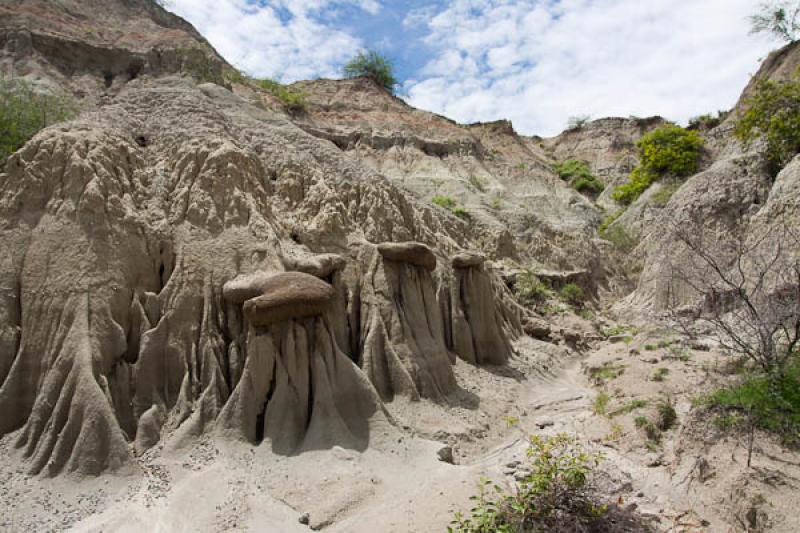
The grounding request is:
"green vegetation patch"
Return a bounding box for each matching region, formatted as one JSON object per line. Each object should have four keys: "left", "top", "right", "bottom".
{"left": 1, "top": 78, "right": 77, "bottom": 168}
{"left": 608, "top": 399, "right": 649, "bottom": 418}
{"left": 449, "top": 434, "right": 623, "bottom": 533}
{"left": 552, "top": 159, "right": 604, "bottom": 195}
{"left": 735, "top": 73, "right": 800, "bottom": 174}
{"left": 252, "top": 78, "right": 307, "bottom": 112}
{"left": 703, "top": 359, "right": 800, "bottom": 447}
{"left": 432, "top": 195, "right": 470, "bottom": 220}
{"left": 515, "top": 270, "right": 554, "bottom": 306}
{"left": 588, "top": 362, "right": 627, "bottom": 385}
{"left": 558, "top": 283, "right": 585, "bottom": 307}
{"left": 613, "top": 124, "right": 703, "bottom": 205}
{"left": 593, "top": 392, "right": 611, "bottom": 416}
{"left": 343, "top": 50, "right": 398, "bottom": 92}
{"left": 650, "top": 368, "right": 670, "bottom": 382}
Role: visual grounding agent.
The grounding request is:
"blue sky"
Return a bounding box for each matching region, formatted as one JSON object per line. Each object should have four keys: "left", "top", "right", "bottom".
{"left": 166, "top": 0, "right": 778, "bottom": 136}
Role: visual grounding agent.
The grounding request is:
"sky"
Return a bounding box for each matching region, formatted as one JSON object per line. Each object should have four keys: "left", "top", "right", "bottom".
{"left": 165, "top": 0, "right": 780, "bottom": 136}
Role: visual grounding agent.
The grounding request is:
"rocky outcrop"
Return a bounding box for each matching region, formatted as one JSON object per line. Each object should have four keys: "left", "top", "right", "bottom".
{"left": 0, "top": 69, "right": 523, "bottom": 476}
{"left": 240, "top": 272, "right": 335, "bottom": 327}
{"left": 445, "top": 252, "right": 517, "bottom": 365}
{"left": 357, "top": 243, "right": 456, "bottom": 401}
{"left": 377, "top": 241, "right": 437, "bottom": 271}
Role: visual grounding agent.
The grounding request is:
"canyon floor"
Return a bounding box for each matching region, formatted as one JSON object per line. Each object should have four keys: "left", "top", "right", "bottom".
{"left": 2, "top": 313, "right": 798, "bottom": 533}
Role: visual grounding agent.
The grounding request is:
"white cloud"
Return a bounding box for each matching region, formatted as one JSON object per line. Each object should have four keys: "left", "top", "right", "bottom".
{"left": 167, "top": 0, "right": 381, "bottom": 81}
{"left": 404, "top": 0, "right": 778, "bottom": 136}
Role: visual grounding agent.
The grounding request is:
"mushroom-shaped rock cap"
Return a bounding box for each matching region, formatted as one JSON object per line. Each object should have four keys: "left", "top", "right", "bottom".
{"left": 451, "top": 251, "right": 486, "bottom": 269}
{"left": 282, "top": 253, "right": 347, "bottom": 279}
{"left": 377, "top": 242, "right": 437, "bottom": 271}
{"left": 242, "top": 272, "right": 335, "bottom": 327}
{"left": 223, "top": 271, "right": 275, "bottom": 304}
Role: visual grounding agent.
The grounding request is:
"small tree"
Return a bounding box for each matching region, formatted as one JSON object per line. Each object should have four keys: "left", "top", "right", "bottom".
{"left": 1, "top": 78, "right": 76, "bottom": 168}
{"left": 342, "top": 50, "right": 398, "bottom": 92}
{"left": 567, "top": 114, "right": 591, "bottom": 130}
{"left": 735, "top": 74, "right": 800, "bottom": 174}
{"left": 665, "top": 217, "right": 800, "bottom": 377}
{"left": 613, "top": 124, "right": 703, "bottom": 205}
{"left": 749, "top": 1, "right": 800, "bottom": 42}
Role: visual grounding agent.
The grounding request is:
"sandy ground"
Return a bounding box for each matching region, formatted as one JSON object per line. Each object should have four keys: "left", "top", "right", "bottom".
{"left": 2, "top": 322, "right": 799, "bottom": 533}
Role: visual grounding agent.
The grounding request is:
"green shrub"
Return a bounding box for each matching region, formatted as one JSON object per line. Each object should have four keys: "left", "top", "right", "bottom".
{"left": 0, "top": 78, "right": 77, "bottom": 168}
{"left": 634, "top": 416, "right": 662, "bottom": 444}
{"left": 735, "top": 74, "right": 800, "bottom": 174}
{"left": 587, "top": 362, "right": 626, "bottom": 385}
{"left": 598, "top": 211, "right": 622, "bottom": 234}
{"left": 644, "top": 344, "right": 657, "bottom": 351}
{"left": 656, "top": 398, "right": 678, "bottom": 431}
{"left": 253, "top": 78, "right": 307, "bottom": 112}
{"left": 452, "top": 206, "right": 471, "bottom": 219}
{"left": 688, "top": 111, "right": 728, "bottom": 130}
{"left": 559, "top": 283, "right": 584, "bottom": 306}
{"left": 567, "top": 114, "right": 592, "bottom": 130}
{"left": 572, "top": 176, "right": 605, "bottom": 194}
{"left": 449, "top": 434, "right": 611, "bottom": 533}
{"left": 432, "top": 195, "right": 457, "bottom": 209}
{"left": 612, "top": 167, "right": 654, "bottom": 205}
{"left": 553, "top": 159, "right": 593, "bottom": 181}
{"left": 553, "top": 159, "right": 604, "bottom": 195}
{"left": 593, "top": 392, "right": 610, "bottom": 416}
{"left": 704, "top": 359, "right": 800, "bottom": 447}
{"left": 515, "top": 271, "right": 553, "bottom": 306}
{"left": 342, "top": 50, "right": 398, "bottom": 92}
{"left": 608, "top": 399, "right": 649, "bottom": 418}
{"left": 613, "top": 124, "right": 703, "bottom": 205}
{"left": 467, "top": 174, "right": 487, "bottom": 192}
{"left": 651, "top": 368, "right": 670, "bottom": 382}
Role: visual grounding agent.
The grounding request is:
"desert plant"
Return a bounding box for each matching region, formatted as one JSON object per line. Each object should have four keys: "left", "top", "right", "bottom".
{"left": 342, "top": 50, "right": 398, "bottom": 92}
{"left": 665, "top": 219, "right": 800, "bottom": 377}
{"left": 432, "top": 195, "right": 457, "bottom": 209}
{"left": 735, "top": 73, "right": 800, "bottom": 174}
{"left": 613, "top": 124, "right": 703, "bottom": 205}
{"left": 553, "top": 159, "right": 604, "bottom": 195}
{"left": 634, "top": 416, "right": 662, "bottom": 444}
{"left": 656, "top": 398, "right": 678, "bottom": 431}
{"left": 449, "top": 434, "right": 616, "bottom": 533}
{"left": 467, "top": 174, "right": 487, "bottom": 192}
{"left": 587, "top": 362, "right": 626, "bottom": 385}
{"left": 515, "top": 271, "right": 553, "bottom": 306}
{"left": 598, "top": 211, "right": 623, "bottom": 235}
{"left": 567, "top": 114, "right": 592, "bottom": 130}
{"left": 651, "top": 368, "right": 670, "bottom": 382}
{"left": 552, "top": 159, "right": 593, "bottom": 181}
{"left": 452, "top": 206, "right": 471, "bottom": 219}
{"left": 593, "top": 392, "right": 610, "bottom": 416}
{"left": 559, "top": 283, "right": 585, "bottom": 307}
{"left": 687, "top": 111, "right": 728, "bottom": 130}
{"left": 572, "top": 176, "right": 605, "bottom": 194}
{"left": 252, "top": 78, "right": 307, "bottom": 112}
{"left": 704, "top": 357, "right": 800, "bottom": 448}
{"left": 749, "top": 1, "right": 800, "bottom": 42}
{"left": 608, "top": 399, "right": 649, "bottom": 418}
{"left": 0, "top": 78, "right": 77, "bottom": 168}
